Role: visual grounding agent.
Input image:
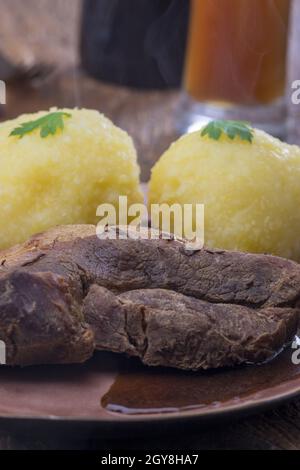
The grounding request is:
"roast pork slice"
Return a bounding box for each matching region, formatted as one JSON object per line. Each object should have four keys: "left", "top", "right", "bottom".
{"left": 0, "top": 225, "right": 299, "bottom": 368}
{"left": 83, "top": 285, "right": 298, "bottom": 370}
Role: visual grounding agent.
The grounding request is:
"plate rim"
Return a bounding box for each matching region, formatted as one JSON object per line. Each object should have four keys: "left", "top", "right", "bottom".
{"left": 1, "top": 374, "right": 300, "bottom": 427}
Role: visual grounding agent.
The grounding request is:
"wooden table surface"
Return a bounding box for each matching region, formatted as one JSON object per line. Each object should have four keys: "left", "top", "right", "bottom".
{"left": 1, "top": 0, "right": 300, "bottom": 451}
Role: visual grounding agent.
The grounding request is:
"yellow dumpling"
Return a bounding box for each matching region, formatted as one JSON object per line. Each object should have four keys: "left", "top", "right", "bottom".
{"left": 0, "top": 108, "right": 143, "bottom": 249}
{"left": 149, "top": 127, "right": 300, "bottom": 261}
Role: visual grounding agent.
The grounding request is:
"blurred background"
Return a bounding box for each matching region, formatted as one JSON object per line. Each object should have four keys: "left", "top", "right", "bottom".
{"left": 0, "top": 0, "right": 300, "bottom": 181}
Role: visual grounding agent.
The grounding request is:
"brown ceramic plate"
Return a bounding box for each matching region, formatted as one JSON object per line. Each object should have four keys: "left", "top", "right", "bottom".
{"left": 0, "top": 344, "right": 300, "bottom": 436}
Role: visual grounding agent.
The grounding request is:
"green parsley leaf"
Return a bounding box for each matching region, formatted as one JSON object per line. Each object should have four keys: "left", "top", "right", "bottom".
{"left": 9, "top": 112, "right": 72, "bottom": 139}
{"left": 201, "top": 120, "right": 254, "bottom": 143}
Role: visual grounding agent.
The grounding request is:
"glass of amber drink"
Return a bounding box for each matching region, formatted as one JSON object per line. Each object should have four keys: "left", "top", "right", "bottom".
{"left": 182, "top": 0, "right": 291, "bottom": 137}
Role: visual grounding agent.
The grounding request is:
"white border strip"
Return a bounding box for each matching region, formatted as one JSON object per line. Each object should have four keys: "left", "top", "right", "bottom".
{"left": 0, "top": 80, "right": 6, "bottom": 105}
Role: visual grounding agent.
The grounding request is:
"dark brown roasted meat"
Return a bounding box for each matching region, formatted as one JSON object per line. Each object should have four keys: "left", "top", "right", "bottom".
{"left": 0, "top": 225, "right": 299, "bottom": 369}
{"left": 84, "top": 286, "right": 298, "bottom": 370}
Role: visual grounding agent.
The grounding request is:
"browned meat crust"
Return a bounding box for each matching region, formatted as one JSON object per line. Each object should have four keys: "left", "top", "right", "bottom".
{"left": 0, "top": 225, "right": 299, "bottom": 369}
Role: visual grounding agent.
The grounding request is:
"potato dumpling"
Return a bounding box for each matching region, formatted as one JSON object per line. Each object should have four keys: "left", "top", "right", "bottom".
{"left": 0, "top": 108, "right": 143, "bottom": 249}
{"left": 149, "top": 127, "right": 300, "bottom": 261}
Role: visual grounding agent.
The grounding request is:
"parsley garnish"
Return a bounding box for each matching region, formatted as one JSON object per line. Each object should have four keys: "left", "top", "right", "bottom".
{"left": 10, "top": 111, "right": 71, "bottom": 139}
{"left": 201, "top": 120, "right": 254, "bottom": 143}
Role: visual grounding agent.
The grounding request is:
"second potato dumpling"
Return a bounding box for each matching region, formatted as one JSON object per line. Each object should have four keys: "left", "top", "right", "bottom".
{"left": 149, "top": 124, "right": 300, "bottom": 261}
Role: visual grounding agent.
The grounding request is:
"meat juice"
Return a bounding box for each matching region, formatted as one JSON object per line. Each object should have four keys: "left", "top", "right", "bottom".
{"left": 184, "top": 0, "right": 291, "bottom": 105}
